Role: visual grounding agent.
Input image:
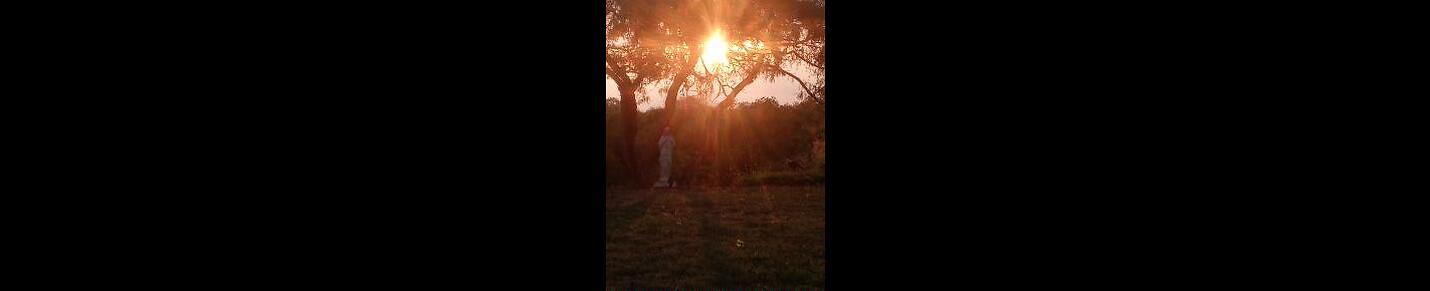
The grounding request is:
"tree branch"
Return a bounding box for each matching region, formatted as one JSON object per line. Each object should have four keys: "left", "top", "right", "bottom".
{"left": 770, "top": 65, "right": 823, "bottom": 105}
{"left": 790, "top": 50, "right": 825, "bottom": 71}
{"left": 605, "top": 52, "right": 631, "bottom": 89}
{"left": 718, "top": 66, "right": 762, "bottom": 109}
{"left": 664, "top": 43, "right": 702, "bottom": 111}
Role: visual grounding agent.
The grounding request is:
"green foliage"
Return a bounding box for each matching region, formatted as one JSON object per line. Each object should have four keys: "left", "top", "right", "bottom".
{"left": 606, "top": 97, "right": 824, "bottom": 187}
{"left": 734, "top": 169, "right": 824, "bottom": 186}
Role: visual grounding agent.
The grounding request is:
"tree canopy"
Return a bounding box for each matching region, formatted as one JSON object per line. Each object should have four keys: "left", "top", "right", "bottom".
{"left": 606, "top": 0, "right": 825, "bottom": 186}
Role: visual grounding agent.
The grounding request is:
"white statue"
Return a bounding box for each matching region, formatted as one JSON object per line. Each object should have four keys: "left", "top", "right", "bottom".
{"left": 654, "top": 126, "right": 675, "bottom": 188}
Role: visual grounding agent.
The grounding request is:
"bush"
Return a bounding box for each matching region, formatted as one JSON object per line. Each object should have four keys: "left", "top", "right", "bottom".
{"left": 608, "top": 97, "right": 824, "bottom": 187}
{"left": 735, "top": 169, "right": 825, "bottom": 186}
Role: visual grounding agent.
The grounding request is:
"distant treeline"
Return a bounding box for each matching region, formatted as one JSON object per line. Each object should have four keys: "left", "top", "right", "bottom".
{"left": 606, "top": 97, "right": 824, "bottom": 187}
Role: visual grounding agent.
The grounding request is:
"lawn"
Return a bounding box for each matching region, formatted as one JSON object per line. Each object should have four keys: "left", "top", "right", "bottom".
{"left": 606, "top": 186, "right": 825, "bottom": 290}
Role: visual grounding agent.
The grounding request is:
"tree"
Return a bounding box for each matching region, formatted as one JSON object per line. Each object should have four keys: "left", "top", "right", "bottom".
{"left": 606, "top": 0, "right": 825, "bottom": 185}
{"left": 765, "top": 0, "right": 824, "bottom": 107}
{"left": 607, "top": 0, "right": 679, "bottom": 183}
{"left": 687, "top": 0, "right": 824, "bottom": 183}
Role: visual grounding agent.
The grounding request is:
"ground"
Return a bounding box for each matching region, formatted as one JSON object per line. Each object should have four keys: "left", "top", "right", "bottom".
{"left": 606, "top": 186, "right": 825, "bottom": 290}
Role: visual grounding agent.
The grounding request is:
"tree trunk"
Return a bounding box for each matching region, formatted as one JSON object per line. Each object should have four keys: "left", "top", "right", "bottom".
{"left": 706, "top": 69, "right": 760, "bottom": 185}
{"left": 707, "top": 109, "right": 722, "bottom": 185}
{"left": 619, "top": 87, "right": 640, "bottom": 185}
{"left": 662, "top": 45, "right": 702, "bottom": 130}
{"left": 717, "top": 70, "right": 760, "bottom": 110}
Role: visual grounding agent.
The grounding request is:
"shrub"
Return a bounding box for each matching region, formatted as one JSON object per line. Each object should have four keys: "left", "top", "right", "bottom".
{"left": 607, "top": 97, "right": 824, "bottom": 187}
{"left": 735, "top": 169, "right": 825, "bottom": 186}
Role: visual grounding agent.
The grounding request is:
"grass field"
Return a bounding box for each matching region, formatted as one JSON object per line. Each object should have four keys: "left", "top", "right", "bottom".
{"left": 606, "top": 186, "right": 825, "bottom": 290}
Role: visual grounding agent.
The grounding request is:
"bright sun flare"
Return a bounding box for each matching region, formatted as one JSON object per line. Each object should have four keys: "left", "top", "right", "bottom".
{"left": 701, "top": 31, "right": 729, "bottom": 69}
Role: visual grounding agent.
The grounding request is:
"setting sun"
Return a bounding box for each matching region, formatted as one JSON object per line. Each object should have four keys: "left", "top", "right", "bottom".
{"left": 700, "top": 31, "right": 729, "bottom": 69}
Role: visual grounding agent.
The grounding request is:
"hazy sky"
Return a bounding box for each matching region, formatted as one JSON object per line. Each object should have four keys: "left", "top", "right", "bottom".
{"left": 605, "top": 65, "right": 819, "bottom": 111}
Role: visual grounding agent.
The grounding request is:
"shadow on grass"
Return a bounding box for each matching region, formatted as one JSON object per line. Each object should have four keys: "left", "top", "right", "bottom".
{"left": 605, "top": 191, "right": 652, "bottom": 241}
{"left": 607, "top": 187, "right": 825, "bottom": 289}
{"left": 685, "top": 189, "right": 743, "bottom": 288}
